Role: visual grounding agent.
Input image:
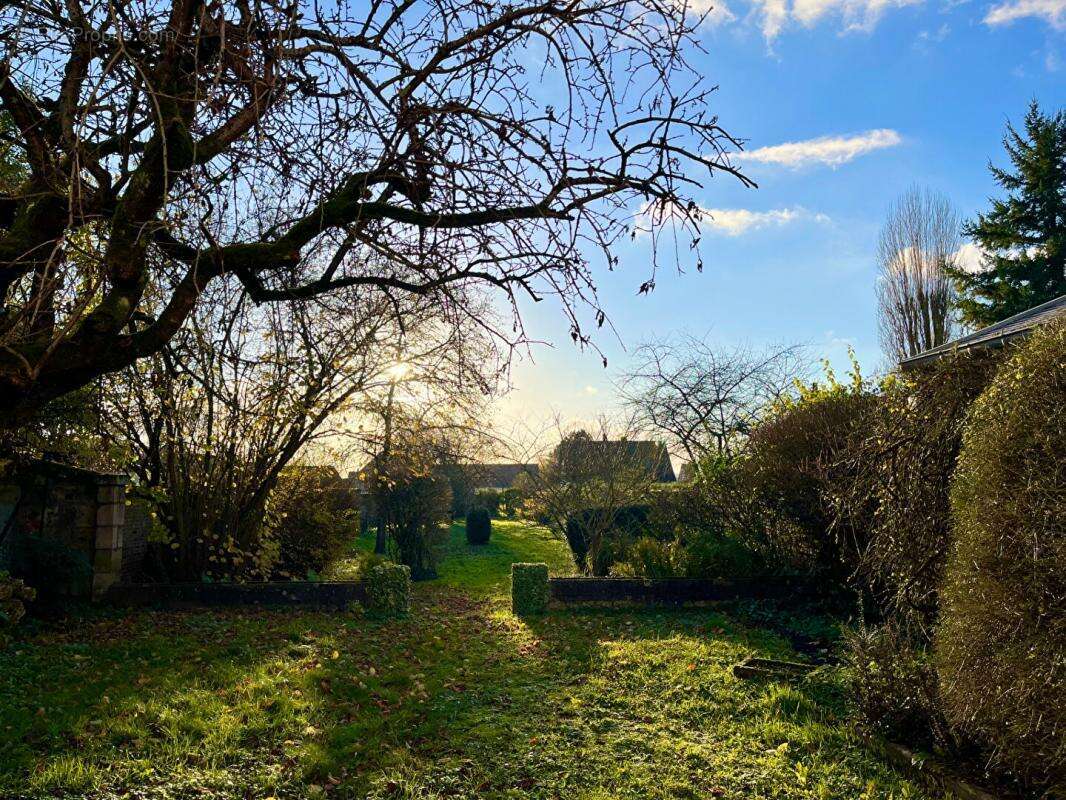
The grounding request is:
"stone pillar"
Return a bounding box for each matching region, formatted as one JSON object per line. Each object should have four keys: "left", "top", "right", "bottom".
{"left": 92, "top": 474, "right": 128, "bottom": 599}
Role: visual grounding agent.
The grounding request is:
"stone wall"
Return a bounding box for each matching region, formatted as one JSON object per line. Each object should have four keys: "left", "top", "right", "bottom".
{"left": 0, "top": 459, "right": 128, "bottom": 599}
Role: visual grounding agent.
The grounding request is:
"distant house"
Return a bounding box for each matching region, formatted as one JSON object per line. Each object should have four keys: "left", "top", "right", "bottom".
{"left": 553, "top": 437, "right": 676, "bottom": 483}
{"left": 463, "top": 463, "right": 539, "bottom": 489}
{"left": 900, "top": 294, "right": 1066, "bottom": 370}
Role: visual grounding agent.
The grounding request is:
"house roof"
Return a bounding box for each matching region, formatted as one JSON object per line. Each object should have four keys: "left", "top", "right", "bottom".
{"left": 899, "top": 294, "right": 1066, "bottom": 370}
{"left": 554, "top": 438, "right": 676, "bottom": 483}
{"left": 464, "top": 463, "right": 539, "bottom": 489}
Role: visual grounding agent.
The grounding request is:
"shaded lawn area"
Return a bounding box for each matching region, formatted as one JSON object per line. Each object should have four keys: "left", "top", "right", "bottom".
{"left": 0, "top": 522, "right": 934, "bottom": 799}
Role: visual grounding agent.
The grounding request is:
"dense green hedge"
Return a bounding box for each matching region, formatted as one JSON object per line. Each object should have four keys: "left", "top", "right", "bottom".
{"left": 466, "top": 507, "right": 491, "bottom": 545}
{"left": 936, "top": 320, "right": 1065, "bottom": 793}
{"left": 364, "top": 563, "right": 411, "bottom": 614}
{"left": 511, "top": 563, "right": 550, "bottom": 616}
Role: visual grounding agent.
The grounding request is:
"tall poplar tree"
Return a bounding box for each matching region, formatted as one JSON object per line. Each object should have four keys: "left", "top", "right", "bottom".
{"left": 948, "top": 102, "right": 1065, "bottom": 327}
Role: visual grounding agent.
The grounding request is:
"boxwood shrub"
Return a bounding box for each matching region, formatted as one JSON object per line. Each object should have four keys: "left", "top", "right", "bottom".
{"left": 511, "top": 562, "right": 550, "bottom": 616}
{"left": 935, "top": 320, "right": 1065, "bottom": 793}
{"left": 364, "top": 562, "right": 411, "bottom": 614}
{"left": 466, "top": 506, "right": 491, "bottom": 545}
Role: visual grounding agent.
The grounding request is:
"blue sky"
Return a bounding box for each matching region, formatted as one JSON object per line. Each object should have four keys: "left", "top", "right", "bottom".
{"left": 495, "top": 0, "right": 1064, "bottom": 431}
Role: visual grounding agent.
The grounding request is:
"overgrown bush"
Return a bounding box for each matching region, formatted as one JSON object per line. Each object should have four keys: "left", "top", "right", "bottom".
{"left": 611, "top": 472, "right": 764, "bottom": 580}
{"left": 0, "top": 571, "right": 36, "bottom": 640}
{"left": 374, "top": 465, "right": 452, "bottom": 581}
{"left": 935, "top": 321, "right": 1066, "bottom": 793}
{"left": 269, "top": 468, "right": 358, "bottom": 579}
{"left": 465, "top": 506, "right": 491, "bottom": 545}
{"left": 564, "top": 505, "right": 649, "bottom": 576}
{"left": 511, "top": 562, "right": 550, "bottom": 615}
{"left": 828, "top": 352, "right": 1000, "bottom": 627}
{"left": 735, "top": 359, "right": 875, "bottom": 581}
{"left": 498, "top": 486, "right": 525, "bottom": 518}
{"left": 845, "top": 622, "right": 954, "bottom": 751}
{"left": 364, "top": 562, "right": 410, "bottom": 614}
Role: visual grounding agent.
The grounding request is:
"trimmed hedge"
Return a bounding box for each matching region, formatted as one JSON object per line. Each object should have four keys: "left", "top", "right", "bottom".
{"left": 511, "top": 562, "right": 550, "bottom": 615}
{"left": 364, "top": 563, "right": 411, "bottom": 614}
{"left": 466, "top": 506, "right": 491, "bottom": 545}
{"left": 935, "top": 320, "right": 1065, "bottom": 793}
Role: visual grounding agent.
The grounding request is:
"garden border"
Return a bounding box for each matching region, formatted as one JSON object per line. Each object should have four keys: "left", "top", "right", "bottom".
{"left": 547, "top": 576, "right": 822, "bottom": 604}
{"left": 105, "top": 580, "right": 366, "bottom": 609}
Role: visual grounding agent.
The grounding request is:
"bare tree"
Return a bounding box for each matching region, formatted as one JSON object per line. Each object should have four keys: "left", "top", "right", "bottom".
{"left": 617, "top": 334, "right": 808, "bottom": 463}
{"left": 102, "top": 281, "right": 468, "bottom": 580}
{"left": 509, "top": 416, "right": 664, "bottom": 575}
{"left": 0, "top": 0, "right": 751, "bottom": 422}
{"left": 876, "top": 187, "right": 961, "bottom": 362}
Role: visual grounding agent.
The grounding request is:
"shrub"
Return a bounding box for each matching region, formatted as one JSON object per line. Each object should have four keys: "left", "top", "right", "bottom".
{"left": 473, "top": 488, "right": 502, "bottom": 518}
{"left": 845, "top": 622, "right": 954, "bottom": 751}
{"left": 364, "top": 562, "right": 411, "bottom": 614}
{"left": 935, "top": 321, "right": 1066, "bottom": 792}
{"left": 465, "top": 506, "right": 491, "bottom": 545}
{"left": 613, "top": 536, "right": 684, "bottom": 578}
{"left": 511, "top": 562, "right": 550, "bottom": 615}
{"left": 564, "top": 505, "right": 649, "bottom": 576}
{"left": 827, "top": 351, "right": 1000, "bottom": 626}
{"left": 736, "top": 359, "right": 875, "bottom": 581}
{"left": 0, "top": 571, "right": 36, "bottom": 640}
{"left": 370, "top": 447, "right": 453, "bottom": 581}
{"left": 498, "top": 487, "right": 525, "bottom": 518}
{"left": 269, "top": 469, "right": 359, "bottom": 579}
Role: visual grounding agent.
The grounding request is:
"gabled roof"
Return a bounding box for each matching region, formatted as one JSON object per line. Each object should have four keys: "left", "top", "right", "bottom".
{"left": 464, "top": 463, "right": 539, "bottom": 488}
{"left": 554, "top": 438, "right": 676, "bottom": 483}
{"left": 900, "top": 294, "right": 1066, "bottom": 370}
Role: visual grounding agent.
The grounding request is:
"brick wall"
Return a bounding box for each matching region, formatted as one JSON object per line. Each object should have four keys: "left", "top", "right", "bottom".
{"left": 0, "top": 459, "right": 128, "bottom": 599}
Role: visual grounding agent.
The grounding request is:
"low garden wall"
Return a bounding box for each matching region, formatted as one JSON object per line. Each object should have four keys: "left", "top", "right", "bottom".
{"left": 547, "top": 575, "right": 821, "bottom": 604}
{"left": 106, "top": 580, "right": 367, "bottom": 608}
{"left": 511, "top": 564, "right": 826, "bottom": 615}
{"left": 106, "top": 563, "right": 412, "bottom": 613}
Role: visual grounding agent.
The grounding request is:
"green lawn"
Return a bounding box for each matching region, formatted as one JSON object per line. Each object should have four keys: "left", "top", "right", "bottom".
{"left": 0, "top": 521, "right": 936, "bottom": 799}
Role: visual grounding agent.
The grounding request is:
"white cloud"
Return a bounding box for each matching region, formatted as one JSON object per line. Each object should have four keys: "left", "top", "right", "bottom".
{"left": 700, "top": 206, "right": 830, "bottom": 235}
{"left": 683, "top": 0, "right": 738, "bottom": 24}
{"left": 737, "top": 129, "right": 903, "bottom": 169}
{"left": 792, "top": 0, "right": 921, "bottom": 31}
{"left": 583, "top": 385, "right": 600, "bottom": 395}
{"left": 750, "top": 0, "right": 791, "bottom": 39}
{"left": 747, "top": 0, "right": 921, "bottom": 40}
{"left": 952, "top": 242, "right": 987, "bottom": 273}
{"left": 984, "top": 0, "right": 1066, "bottom": 27}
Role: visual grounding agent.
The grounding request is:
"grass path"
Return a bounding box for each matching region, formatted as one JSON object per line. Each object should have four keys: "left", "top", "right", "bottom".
{"left": 0, "top": 522, "right": 937, "bottom": 799}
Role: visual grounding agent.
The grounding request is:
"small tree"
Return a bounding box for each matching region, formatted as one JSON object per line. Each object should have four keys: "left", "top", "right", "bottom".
{"left": 618, "top": 335, "right": 808, "bottom": 462}
{"left": 947, "top": 102, "right": 1066, "bottom": 327}
{"left": 523, "top": 420, "right": 663, "bottom": 576}
{"left": 365, "top": 433, "right": 453, "bottom": 580}
{"left": 100, "top": 283, "right": 394, "bottom": 581}
{"left": 876, "top": 186, "right": 961, "bottom": 362}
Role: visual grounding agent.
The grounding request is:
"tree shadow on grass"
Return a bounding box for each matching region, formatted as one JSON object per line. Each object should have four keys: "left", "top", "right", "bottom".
{"left": 3, "top": 595, "right": 930, "bottom": 800}
{"left": 306, "top": 596, "right": 927, "bottom": 800}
